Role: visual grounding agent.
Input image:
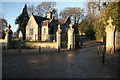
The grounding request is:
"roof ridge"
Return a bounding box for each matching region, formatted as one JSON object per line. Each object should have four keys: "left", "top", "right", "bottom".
{"left": 43, "top": 18, "right": 53, "bottom": 22}
{"left": 64, "top": 16, "right": 70, "bottom": 23}
{"left": 58, "top": 17, "right": 70, "bottom": 24}
{"left": 31, "top": 14, "right": 48, "bottom": 26}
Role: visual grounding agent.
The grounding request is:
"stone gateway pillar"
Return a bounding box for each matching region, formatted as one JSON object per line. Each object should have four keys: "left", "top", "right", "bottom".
{"left": 56, "top": 24, "right": 62, "bottom": 49}
{"left": 19, "top": 31, "right": 23, "bottom": 41}
{"left": 105, "top": 17, "right": 115, "bottom": 53}
{"left": 5, "top": 24, "right": 13, "bottom": 49}
{"left": 67, "top": 23, "right": 74, "bottom": 50}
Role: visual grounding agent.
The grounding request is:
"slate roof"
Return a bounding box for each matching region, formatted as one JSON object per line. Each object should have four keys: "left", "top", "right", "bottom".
{"left": 33, "top": 15, "right": 49, "bottom": 26}
{"left": 42, "top": 18, "right": 57, "bottom": 26}
{"left": 42, "top": 20, "right": 49, "bottom": 26}
{"left": 32, "top": 14, "right": 70, "bottom": 27}
{"left": 58, "top": 17, "right": 70, "bottom": 24}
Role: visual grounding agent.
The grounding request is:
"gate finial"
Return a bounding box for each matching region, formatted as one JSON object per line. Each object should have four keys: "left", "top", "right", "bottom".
{"left": 107, "top": 17, "right": 113, "bottom": 25}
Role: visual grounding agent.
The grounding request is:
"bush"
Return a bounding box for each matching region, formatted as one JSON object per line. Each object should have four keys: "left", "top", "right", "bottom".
{"left": 93, "top": 20, "right": 105, "bottom": 41}
{"left": 61, "top": 41, "right": 67, "bottom": 48}
{"left": 85, "top": 27, "right": 95, "bottom": 40}
{"left": 116, "top": 49, "right": 120, "bottom": 53}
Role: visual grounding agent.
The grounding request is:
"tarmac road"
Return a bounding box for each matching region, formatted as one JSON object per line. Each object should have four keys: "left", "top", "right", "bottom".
{"left": 2, "top": 38, "right": 119, "bottom": 78}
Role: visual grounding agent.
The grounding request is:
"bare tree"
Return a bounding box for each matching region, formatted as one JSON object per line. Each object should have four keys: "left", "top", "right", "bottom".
{"left": 28, "top": 2, "right": 57, "bottom": 17}
{"left": 28, "top": 5, "right": 36, "bottom": 16}
{"left": 0, "top": 14, "right": 8, "bottom": 39}
{"left": 59, "top": 7, "right": 85, "bottom": 24}
{"left": 37, "top": 2, "right": 56, "bottom": 12}
{"left": 0, "top": 18, "right": 8, "bottom": 30}
{"left": 85, "top": 0, "right": 107, "bottom": 23}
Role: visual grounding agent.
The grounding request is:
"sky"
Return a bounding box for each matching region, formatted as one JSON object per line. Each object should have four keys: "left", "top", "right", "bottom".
{"left": 1, "top": 2, "right": 86, "bottom": 32}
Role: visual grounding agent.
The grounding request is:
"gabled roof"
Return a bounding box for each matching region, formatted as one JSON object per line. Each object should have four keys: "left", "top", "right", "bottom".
{"left": 42, "top": 18, "right": 56, "bottom": 26}
{"left": 42, "top": 20, "right": 50, "bottom": 26}
{"left": 58, "top": 17, "right": 70, "bottom": 24}
{"left": 32, "top": 15, "right": 49, "bottom": 26}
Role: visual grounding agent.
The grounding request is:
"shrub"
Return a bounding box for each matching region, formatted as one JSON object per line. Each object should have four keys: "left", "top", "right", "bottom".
{"left": 85, "top": 27, "right": 95, "bottom": 40}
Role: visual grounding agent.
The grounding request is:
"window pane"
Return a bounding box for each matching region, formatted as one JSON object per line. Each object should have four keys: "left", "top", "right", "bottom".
{"left": 29, "top": 28, "right": 34, "bottom": 35}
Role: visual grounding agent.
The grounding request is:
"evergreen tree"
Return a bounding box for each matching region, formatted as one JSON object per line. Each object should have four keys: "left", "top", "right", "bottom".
{"left": 15, "top": 4, "right": 29, "bottom": 40}
{"left": 93, "top": 2, "right": 120, "bottom": 41}
{"left": 102, "top": 2, "right": 120, "bottom": 31}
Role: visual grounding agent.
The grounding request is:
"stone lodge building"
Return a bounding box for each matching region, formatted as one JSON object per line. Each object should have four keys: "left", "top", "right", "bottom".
{"left": 26, "top": 12, "right": 71, "bottom": 41}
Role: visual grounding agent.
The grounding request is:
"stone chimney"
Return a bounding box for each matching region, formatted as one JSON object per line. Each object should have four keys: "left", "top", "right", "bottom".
{"left": 46, "top": 12, "right": 52, "bottom": 19}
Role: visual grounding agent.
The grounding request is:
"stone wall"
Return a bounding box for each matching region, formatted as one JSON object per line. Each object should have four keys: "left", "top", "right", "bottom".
{"left": 115, "top": 32, "right": 120, "bottom": 50}
{"left": 0, "top": 39, "right": 7, "bottom": 49}
{"left": 25, "top": 42, "right": 58, "bottom": 49}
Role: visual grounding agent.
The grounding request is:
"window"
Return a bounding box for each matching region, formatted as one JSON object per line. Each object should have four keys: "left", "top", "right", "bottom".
{"left": 29, "top": 28, "right": 34, "bottom": 35}
{"left": 66, "top": 28, "right": 69, "bottom": 32}
{"left": 43, "top": 28, "right": 46, "bottom": 34}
